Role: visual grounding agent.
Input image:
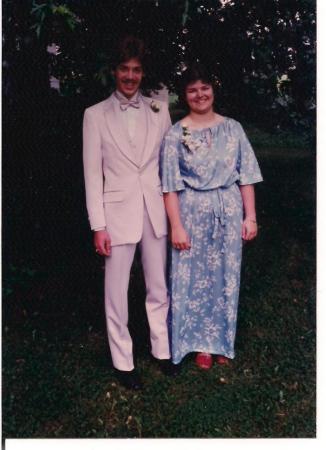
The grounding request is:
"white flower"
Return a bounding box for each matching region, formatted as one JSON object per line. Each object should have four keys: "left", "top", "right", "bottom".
{"left": 150, "top": 100, "right": 160, "bottom": 112}
{"left": 47, "top": 43, "right": 61, "bottom": 55}
{"left": 181, "top": 126, "right": 203, "bottom": 152}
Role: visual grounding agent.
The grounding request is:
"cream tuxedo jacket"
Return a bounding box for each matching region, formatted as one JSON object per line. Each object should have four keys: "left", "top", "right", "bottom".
{"left": 83, "top": 93, "right": 171, "bottom": 245}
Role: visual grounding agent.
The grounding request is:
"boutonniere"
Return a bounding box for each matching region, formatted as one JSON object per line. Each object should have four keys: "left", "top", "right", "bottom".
{"left": 181, "top": 125, "right": 202, "bottom": 153}
{"left": 150, "top": 100, "right": 160, "bottom": 113}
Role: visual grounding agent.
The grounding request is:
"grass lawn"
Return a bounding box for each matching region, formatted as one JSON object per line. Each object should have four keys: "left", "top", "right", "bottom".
{"left": 2, "top": 128, "right": 315, "bottom": 438}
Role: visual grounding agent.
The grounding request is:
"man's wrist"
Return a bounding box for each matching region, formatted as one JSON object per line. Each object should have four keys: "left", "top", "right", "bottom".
{"left": 93, "top": 227, "right": 106, "bottom": 232}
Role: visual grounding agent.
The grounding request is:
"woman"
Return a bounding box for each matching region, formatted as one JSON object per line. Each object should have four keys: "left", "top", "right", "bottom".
{"left": 160, "top": 64, "right": 263, "bottom": 369}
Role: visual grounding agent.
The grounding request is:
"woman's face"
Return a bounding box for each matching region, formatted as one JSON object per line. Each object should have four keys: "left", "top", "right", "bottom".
{"left": 185, "top": 80, "right": 214, "bottom": 114}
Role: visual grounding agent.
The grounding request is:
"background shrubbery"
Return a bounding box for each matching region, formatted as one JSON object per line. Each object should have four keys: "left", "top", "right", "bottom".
{"left": 3, "top": 0, "right": 315, "bottom": 271}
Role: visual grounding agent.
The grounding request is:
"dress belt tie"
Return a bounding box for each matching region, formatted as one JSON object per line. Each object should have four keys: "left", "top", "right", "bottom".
{"left": 212, "top": 189, "right": 226, "bottom": 246}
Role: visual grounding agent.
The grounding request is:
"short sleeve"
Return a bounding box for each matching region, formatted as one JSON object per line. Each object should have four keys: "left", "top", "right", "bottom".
{"left": 236, "top": 124, "right": 263, "bottom": 185}
{"left": 160, "top": 131, "right": 186, "bottom": 192}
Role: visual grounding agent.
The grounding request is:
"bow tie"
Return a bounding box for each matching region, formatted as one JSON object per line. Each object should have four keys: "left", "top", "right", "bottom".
{"left": 119, "top": 99, "right": 140, "bottom": 111}
{"left": 115, "top": 92, "right": 140, "bottom": 111}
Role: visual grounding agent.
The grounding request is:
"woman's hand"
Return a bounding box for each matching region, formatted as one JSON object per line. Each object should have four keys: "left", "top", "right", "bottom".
{"left": 242, "top": 217, "right": 258, "bottom": 241}
{"left": 239, "top": 185, "right": 258, "bottom": 241}
{"left": 171, "top": 225, "right": 191, "bottom": 250}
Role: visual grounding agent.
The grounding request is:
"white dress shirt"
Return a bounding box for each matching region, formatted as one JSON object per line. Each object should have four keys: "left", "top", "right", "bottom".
{"left": 114, "top": 90, "right": 140, "bottom": 140}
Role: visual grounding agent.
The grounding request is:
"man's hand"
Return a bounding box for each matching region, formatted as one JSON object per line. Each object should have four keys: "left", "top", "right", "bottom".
{"left": 94, "top": 230, "right": 111, "bottom": 256}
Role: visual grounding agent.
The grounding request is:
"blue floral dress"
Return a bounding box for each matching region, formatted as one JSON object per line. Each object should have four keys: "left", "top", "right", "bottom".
{"left": 160, "top": 118, "right": 263, "bottom": 364}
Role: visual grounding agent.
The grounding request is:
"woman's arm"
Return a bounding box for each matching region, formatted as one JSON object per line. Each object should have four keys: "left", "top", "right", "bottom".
{"left": 163, "top": 192, "right": 191, "bottom": 250}
{"left": 239, "top": 184, "right": 258, "bottom": 241}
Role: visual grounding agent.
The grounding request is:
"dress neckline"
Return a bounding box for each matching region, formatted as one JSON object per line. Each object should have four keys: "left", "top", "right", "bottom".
{"left": 179, "top": 117, "right": 228, "bottom": 133}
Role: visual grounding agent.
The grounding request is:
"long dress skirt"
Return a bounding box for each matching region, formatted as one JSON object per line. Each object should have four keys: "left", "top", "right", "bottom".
{"left": 169, "top": 184, "right": 243, "bottom": 364}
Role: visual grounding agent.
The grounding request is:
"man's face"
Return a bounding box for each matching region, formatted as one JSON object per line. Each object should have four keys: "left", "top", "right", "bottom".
{"left": 114, "top": 58, "right": 144, "bottom": 99}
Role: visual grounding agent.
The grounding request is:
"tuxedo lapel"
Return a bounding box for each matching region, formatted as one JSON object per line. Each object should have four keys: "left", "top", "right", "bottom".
{"left": 104, "top": 95, "right": 139, "bottom": 167}
{"left": 140, "top": 97, "right": 160, "bottom": 167}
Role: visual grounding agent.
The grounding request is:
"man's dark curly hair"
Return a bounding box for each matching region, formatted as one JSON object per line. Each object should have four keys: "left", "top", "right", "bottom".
{"left": 112, "top": 35, "right": 147, "bottom": 70}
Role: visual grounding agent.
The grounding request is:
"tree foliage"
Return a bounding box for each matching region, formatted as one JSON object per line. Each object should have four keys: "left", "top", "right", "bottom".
{"left": 2, "top": 0, "right": 315, "bottom": 272}
{"left": 4, "top": 0, "right": 315, "bottom": 129}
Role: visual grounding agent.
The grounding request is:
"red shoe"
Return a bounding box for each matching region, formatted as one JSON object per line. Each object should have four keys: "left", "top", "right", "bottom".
{"left": 216, "top": 355, "right": 230, "bottom": 366}
{"left": 195, "top": 353, "right": 213, "bottom": 370}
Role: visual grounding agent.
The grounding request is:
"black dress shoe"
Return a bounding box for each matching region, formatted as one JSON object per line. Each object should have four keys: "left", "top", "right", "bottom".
{"left": 154, "top": 358, "right": 180, "bottom": 377}
{"left": 115, "top": 369, "right": 143, "bottom": 390}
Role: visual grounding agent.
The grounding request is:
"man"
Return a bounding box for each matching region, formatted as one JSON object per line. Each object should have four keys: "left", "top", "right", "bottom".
{"left": 83, "top": 36, "right": 177, "bottom": 390}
